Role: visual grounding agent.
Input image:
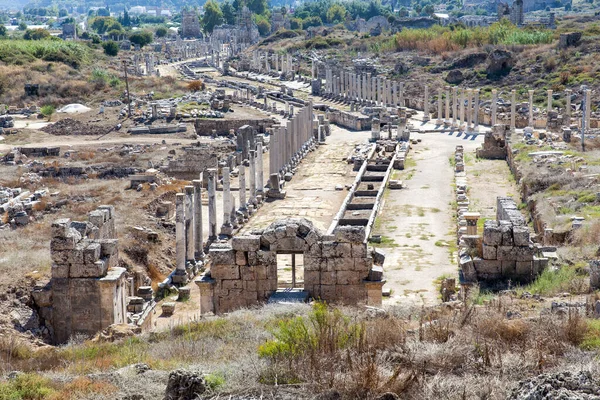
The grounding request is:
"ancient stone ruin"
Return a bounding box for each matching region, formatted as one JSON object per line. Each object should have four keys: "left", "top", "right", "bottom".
{"left": 459, "top": 197, "right": 548, "bottom": 284}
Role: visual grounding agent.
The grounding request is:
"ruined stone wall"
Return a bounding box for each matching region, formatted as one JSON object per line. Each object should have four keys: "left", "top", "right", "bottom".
{"left": 460, "top": 197, "right": 548, "bottom": 283}
{"left": 194, "top": 117, "right": 274, "bottom": 136}
{"left": 327, "top": 111, "right": 371, "bottom": 131}
{"left": 202, "top": 219, "right": 380, "bottom": 313}
{"left": 40, "top": 206, "right": 127, "bottom": 344}
{"left": 476, "top": 124, "right": 508, "bottom": 160}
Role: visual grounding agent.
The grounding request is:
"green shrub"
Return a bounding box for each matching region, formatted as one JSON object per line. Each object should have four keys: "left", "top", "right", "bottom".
{"left": 0, "top": 373, "right": 57, "bottom": 399}
{"left": 0, "top": 40, "right": 91, "bottom": 68}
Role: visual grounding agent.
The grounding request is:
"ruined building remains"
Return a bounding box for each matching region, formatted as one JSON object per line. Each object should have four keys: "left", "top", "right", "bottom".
{"left": 33, "top": 206, "right": 127, "bottom": 344}
{"left": 211, "top": 7, "right": 259, "bottom": 50}
{"left": 497, "top": 0, "right": 524, "bottom": 26}
{"left": 459, "top": 197, "right": 548, "bottom": 284}
{"left": 181, "top": 10, "right": 202, "bottom": 38}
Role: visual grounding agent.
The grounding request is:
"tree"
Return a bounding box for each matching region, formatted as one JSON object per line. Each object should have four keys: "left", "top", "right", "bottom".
{"left": 129, "top": 31, "right": 153, "bottom": 47}
{"left": 24, "top": 28, "right": 51, "bottom": 40}
{"left": 97, "top": 8, "right": 110, "bottom": 17}
{"left": 0, "top": 25, "right": 6, "bottom": 37}
{"left": 221, "top": 1, "right": 236, "bottom": 25}
{"left": 201, "top": 0, "right": 223, "bottom": 33}
{"left": 290, "top": 18, "right": 302, "bottom": 30}
{"left": 303, "top": 16, "right": 323, "bottom": 28}
{"left": 18, "top": 21, "right": 27, "bottom": 31}
{"left": 423, "top": 4, "right": 435, "bottom": 16}
{"left": 255, "top": 15, "right": 271, "bottom": 36}
{"left": 156, "top": 26, "right": 168, "bottom": 37}
{"left": 122, "top": 10, "right": 131, "bottom": 26}
{"left": 40, "top": 105, "right": 55, "bottom": 121}
{"left": 90, "top": 17, "right": 122, "bottom": 34}
{"left": 102, "top": 41, "right": 119, "bottom": 56}
{"left": 247, "top": 0, "right": 268, "bottom": 15}
{"left": 326, "top": 3, "right": 347, "bottom": 23}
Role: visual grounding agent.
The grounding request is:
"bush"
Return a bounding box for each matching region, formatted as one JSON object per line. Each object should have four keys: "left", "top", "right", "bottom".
{"left": 290, "top": 18, "right": 302, "bottom": 30}
{"left": 155, "top": 26, "right": 168, "bottom": 38}
{"left": 129, "top": 31, "right": 153, "bottom": 48}
{"left": 0, "top": 40, "right": 91, "bottom": 68}
{"left": 23, "top": 28, "right": 51, "bottom": 40}
{"left": 102, "top": 41, "right": 118, "bottom": 56}
{"left": 255, "top": 17, "right": 271, "bottom": 36}
{"left": 40, "top": 105, "right": 55, "bottom": 120}
{"left": 187, "top": 80, "right": 203, "bottom": 92}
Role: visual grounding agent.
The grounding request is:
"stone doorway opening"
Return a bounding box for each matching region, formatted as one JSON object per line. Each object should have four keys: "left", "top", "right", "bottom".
{"left": 276, "top": 252, "right": 305, "bottom": 289}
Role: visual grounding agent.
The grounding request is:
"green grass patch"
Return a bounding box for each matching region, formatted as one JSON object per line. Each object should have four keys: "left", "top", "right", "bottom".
{"left": 0, "top": 373, "right": 57, "bottom": 399}
{"left": 376, "top": 236, "right": 399, "bottom": 248}
{"left": 581, "top": 319, "right": 600, "bottom": 350}
{"left": 517, "top": 265, "right": 587, "bottom": 296}
{"left": 0, "top": 39, "right": 92, "bottom": 68}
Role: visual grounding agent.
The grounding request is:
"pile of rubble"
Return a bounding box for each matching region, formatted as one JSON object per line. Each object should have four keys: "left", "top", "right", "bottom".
{"left": 0, "top": 186, "right": 48, "bottom": 228}
{"left": 41, "top": 118, "right": 111, "bottom": 136}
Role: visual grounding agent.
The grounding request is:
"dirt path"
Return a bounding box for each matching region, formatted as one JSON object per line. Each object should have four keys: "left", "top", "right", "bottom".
{"left": 374, "top": 116, "right": 483, "bottom": 306}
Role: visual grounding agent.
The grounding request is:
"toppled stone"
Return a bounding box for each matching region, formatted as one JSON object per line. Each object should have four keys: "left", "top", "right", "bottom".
{"left": 509, "top": 370, "right": 600, "bottom": 399}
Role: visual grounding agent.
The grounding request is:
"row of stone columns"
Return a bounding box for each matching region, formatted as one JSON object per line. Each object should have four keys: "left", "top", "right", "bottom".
{"left": 422, "top": 86, "right": 592, "bottom": 133}
{"left": 268, "top": 102, "right": 316, "bottom": 198}
{"left": 252, "top": 51, "right": 293, "bottom": 76}
{"left": 323, "top": 67, "right": 404, "bottom": 107}
{"left": 174, "top": 177, "right": 206, "bottom": 285}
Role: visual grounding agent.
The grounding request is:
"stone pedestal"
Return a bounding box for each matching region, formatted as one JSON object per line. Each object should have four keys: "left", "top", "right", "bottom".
{"left": 464, "top": 212, "right": 480, "bottom": 236}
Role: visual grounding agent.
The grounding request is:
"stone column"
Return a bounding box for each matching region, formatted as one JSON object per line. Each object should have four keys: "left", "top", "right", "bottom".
{"left": 452, "top": 86, "right": 458, "bottom": 128}
{"left": 185, "top": 186, "right": 194, "bottom": 262}
{"left": 528, "top": 89, "right": 534, "bottom": 127}
{"left": 366, "top": 73, "right": 371, "bottom": 102}
{"left": 311, "top": 60, "right": 315, "bottom": 79}
{"left": 378, "top": 78, "right": 384, "bottom": 106}
{"left": 423, "top": 84, "right": 429, "bottom": 122}
{"left": 436, "top": 88, "right": 443, "bottom": 125}
{"left": 175, "top": 193, "right": 186, "bottom": 273}
{"left": 256, "top": 142, "right": 264, "bottom": 200}
{"left": 371, "top": 117, "right": 380, "bottom": 141}
{"left": 511, "top": 90, "right": 516, "bottom": 133}
{"left": 220, "top": 167, "right": 232, "bottom": 236}
{"left": 466, "top": 89, "right": 473, "bottom": 132}
{"left": 394, "top": 81, "right": 399, "bottom": 107}
{"left": 399, "top": 82, "right": 404, "bottom": 107}
{"left": 445, "top": 86, "right": 451, "bottom": 125}
{"left": 249, "top": 149, "right": 257, "bottom": 206}
{"left": 585, "top": 89, "right": 592, "bottom": 134}
{"left": 193, "top": 178, "right": 204, "bottom": 259}
{"left": 473, "top": 89, "right": 480, "bottom": 132}
{"left": 547, "top": 89, "right": 553, "bottom": 129}
{"left": 491, "top": 89, "right": 498, "bottom": 126}
{"left": 207, "top": 168, "right": 217, "bottom": 241}
{"left": 565, "top": 89, "right": 572, "bottom": 126}
{"left": 459, "top": 88, "right": 466, "bottom": 130}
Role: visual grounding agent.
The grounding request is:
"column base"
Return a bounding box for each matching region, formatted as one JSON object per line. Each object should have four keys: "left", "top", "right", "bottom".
{"left": 220, "top": 224, "right": 233, "bottom": 236}
{"left": 267, "top": 188, "right": 287, "bottom": 199}
{"left": 172, "top": 269, "right": 189, "bottom": 285}
{"left": 436, "top": 119, "right": 443, "bottom": 125}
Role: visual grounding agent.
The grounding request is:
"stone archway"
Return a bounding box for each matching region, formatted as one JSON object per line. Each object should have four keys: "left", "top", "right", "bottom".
{"left": 202, "top": 218, "right": 383, "bottom": 314}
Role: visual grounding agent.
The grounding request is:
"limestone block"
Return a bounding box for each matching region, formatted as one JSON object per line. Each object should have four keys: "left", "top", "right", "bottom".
{"left": 274, "top": 226, "right": 287, "bottom": 239}
{"left": 243, "top": 290, "right": 258, "bottom": 302}
{"left": 306, "top": 243, "right": 322, "bottom": 257}
{"left": 31, "top": 283, "right": 52, "bottom": 307}
{"left": 51, "top": 218, "right": 71, "bottom": 238}
{"left": 354, "top": 257, "right": 373, "bottom": 273}
{"left": 236, "top": 251, "right": 247, "bottom": 266}
{"left": 496, "top": 246, "right": 516, "bottom": 261}
{"left": 255, "top": 265, "right": 268, "bottom": 280}
{"left": 303, "top": 256, "right": 323, "bottom": 271}
{"left": 51, "top": 250, "right": 70, "bottom": 265}
{"left": 334, "top": 226, "right": 366, "bottom": 243}
{"left": 351, "top": 244, "right": 367, "bottom": 258}
{"left": 221, "top": 280, "right": 243, "bottom": 290}
{"left": 256, "top": 279, "right": 272, "bottom": 292}
{"left": 285, "top": 223, "right": 299, "bottom": 237}
{"left": 318, "top": 285, "right": 336, "bottom": 300}
{"left": 321, "top": 242, "right": 351, "bottom": 258}
{"left": 50, "top": 232, "right": 79, "bottom": 252}
{"left": 304, "top": 270, "right": 320, "bottom": 286}
{"left": 337, "top": 270, "right": 361, "bottom": 285}
{"left": 515, "top": 245, "right": 535, "bottom": 262}
{"left": 515, "top": 261, "right": 532, "bottom": 276}
{"left": 51, "top": 263, "right": 69, "bottom": 279}
{"left": 320, "top": 270, "right": 337, "bottom": 285}
{"left": 211, "top": 264, "right": 240, "bottom": 280}
{"left": 256, "top": 250, "right": 276, "bottom": 264}
{"left": 482, "top": 244, "right": 497, "bottom": 260}
{"left": 461, "top": 235, "right": 481, "bottom": 249}
{"left": 500, "top": 222, "right": 513, "bottom": 246}
{"left": 210, "top": 247, "right": 236, "bottom": 265}
{"left": 483, "top": 220, "right": 502, "bottom": 246}
{"left": 240, "top": 265, "right": 255, "bottom": 280}
{"left": 232, "top": 235, "right": 261, "bottom": 252}
{"left": 162, "top": 302, "right": 176, "bottom": 316}
{"left": 70, "top": 259, "right": 108, "bottom": 278}
{"left": 244, "top": 280, "right": 257, "bottom": 291}
{"left": 325, "top": 258, "right": 348, "bottom": 272}
{"left": 372, "top": 249, "right": 386, "bottom": 266}
{"left": 270, "top": 236, "right": 306, "bottom": 252}
{"left": 84, "top": 243, "right": 101, "bottom": 264}
{"left": 260, "top": 229, "right": 277, "bottom": 247}
{"left": 533, "top": 257, "right": 548, "bottom": 276}
{"left": 98, "top": 239, "right": 118, "bottom": 257}
{"left": 500, "top": 260, "right": 516, "bottom": 276}
{"left": 297, "top": 222, "right": 312, "bottom": 238}
{"left": 335, "top": 285, "right": 366, "bottom": 303}
{"left": 474, "top": 259, "right": 501, "bottom": 278}
{"left": 304, "top": 230, "right": 320, "bottom": 246}
{"left": 512, "top": 226, "right": 530, "bottom": 246}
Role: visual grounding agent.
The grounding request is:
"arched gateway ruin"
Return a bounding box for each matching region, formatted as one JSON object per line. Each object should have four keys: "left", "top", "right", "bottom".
{"left": 196, "top": 218, "right": 385, "bottom": 313}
